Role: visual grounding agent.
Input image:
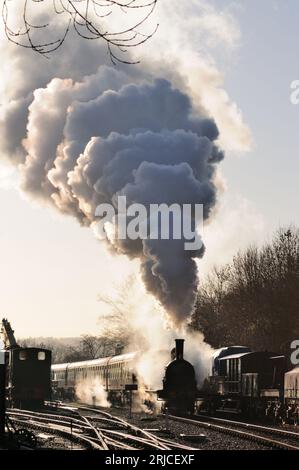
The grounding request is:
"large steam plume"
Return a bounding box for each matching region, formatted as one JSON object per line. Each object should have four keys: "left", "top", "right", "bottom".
{"left": 0, "top": 4, "right": 233, "bottom": 327}
{"left": 1, "top": 70, "right": 224, "bottom": 325}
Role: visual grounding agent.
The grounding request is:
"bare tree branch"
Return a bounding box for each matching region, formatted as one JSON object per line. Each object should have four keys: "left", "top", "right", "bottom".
{"left": 192, "top": 226, "right": 299, "bottom": 353}
{"left": 97, "top": 275, "right": 137, "bottom": 346}
{"left": 2, "top": 0, "right": 158, "bottom": 63}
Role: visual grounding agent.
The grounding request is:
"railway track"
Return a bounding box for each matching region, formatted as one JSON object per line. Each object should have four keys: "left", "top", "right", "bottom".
{"left": 165, "top": 414, "right": 299, "bottom": 451}
{"left": 7, "top": 407, "right": 196, "bottom": 451}
{"left": 77, "top": 405, "right": 197, "bottom": 450}
{"left": 195, "top": 414, "right": 299, "bottom": 439}
{"left": 11, "top": 404, "right": 297, "bottom": 450}
{"left": 7, "top": 409, "right": 103, "bottom": 450}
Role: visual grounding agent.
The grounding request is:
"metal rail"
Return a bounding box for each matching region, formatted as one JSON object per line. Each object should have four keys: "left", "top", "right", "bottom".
{"left": 164, "top": 414, "right": 299, "bottom": 451}
{"left": 80, "top": 415, "right": 109, "bottom": 450}
{"left": 8, "top": 406, "right": 195, "bottom": 450}
{"left": 7, "top": 409, "right": 111, "bottom": 450}
{"left": 8, "top": 409, "right": 88, "bottom": 428}
{"left": 77, "top": 405, "right": 171, "bottom": 450}
{"left": 8, "top": 416, "right": 103, "bottom": 450}
{"left": 194, "top": 414, "right": 299, "bottom": 440}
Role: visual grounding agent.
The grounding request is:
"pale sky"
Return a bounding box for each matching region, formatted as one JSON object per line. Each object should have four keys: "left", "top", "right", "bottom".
{"left": 0, "top": 0, "right": 298, "bottom": 337}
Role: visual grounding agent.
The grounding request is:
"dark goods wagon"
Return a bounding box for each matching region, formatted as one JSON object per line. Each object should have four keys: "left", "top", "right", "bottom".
{"left": 7, "top": 347, "right": 52, "bottom": 409}
{"left": 207, "top": 350, "right": 286, "bottom": 416}
{"left": 284, "top": 366, "right": 299, "bottom": 404}
{"left": 158, "top": 339, "right": 198, "bottom": 415}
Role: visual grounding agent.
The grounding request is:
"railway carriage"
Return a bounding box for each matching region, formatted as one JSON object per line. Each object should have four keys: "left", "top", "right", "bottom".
{"left": 3, "top": 314, "right": 299, "bottom": 419}
{"left": 52, "top": 352, "right": 137, "bottom": 404}
{"left": 51, "top": 337, "right": 299, "bottom": 420}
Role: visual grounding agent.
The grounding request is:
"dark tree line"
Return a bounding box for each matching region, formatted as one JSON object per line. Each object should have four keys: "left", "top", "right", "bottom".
{"left": 191, "top": 227, "right": 299, "bottom": 354}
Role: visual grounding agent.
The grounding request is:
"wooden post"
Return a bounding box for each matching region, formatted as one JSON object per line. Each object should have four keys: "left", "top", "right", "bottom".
{"left": 0, "top": 351, "right": 7, "bottom": 436}
{"left": 125, "top": 384, "right": 138, "bottom": 420}
{"left": 70, "top": 419, "right": 73, "bottom": 450}
{"left": 129, "top": 390, "right": 132, "bottom": 419}
{"left": 165, "top": 406, "right": 169, "bottom": 432}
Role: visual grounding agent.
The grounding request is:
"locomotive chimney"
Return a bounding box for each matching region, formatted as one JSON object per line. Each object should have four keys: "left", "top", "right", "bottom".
{"left": 175, "top": 339, "right": 184, "bottom": 360}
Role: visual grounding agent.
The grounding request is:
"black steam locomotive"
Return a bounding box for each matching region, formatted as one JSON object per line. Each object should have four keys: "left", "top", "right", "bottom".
{"left": 52, "top": 336, "right": 299, "bottom": 419}
{"left": 157, "top": 339, "right": 198, "bottom": 415}
{"left": 1, "top": 319, "right": 52, "bottom": 408}
{"left": 156, "top": 342, "right": 299, "bottom": 419}
{"left": 53, "top": 338, "right": 198, "bottom": 415}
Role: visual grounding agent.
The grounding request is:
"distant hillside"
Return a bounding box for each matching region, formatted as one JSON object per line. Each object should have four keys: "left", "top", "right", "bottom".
{"left": 18, "top": 337, "right": 81, "bottom": 348}
{"left": 18, "top": 335, "right": 121, "bottom": 364}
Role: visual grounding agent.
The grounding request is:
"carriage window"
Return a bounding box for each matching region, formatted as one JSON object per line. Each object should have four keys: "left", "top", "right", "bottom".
{"left": 19, "top": 351, "right": 27, "bottom": 360}
{"left": 38, "top": 351, "right": 46, "bottom": 361}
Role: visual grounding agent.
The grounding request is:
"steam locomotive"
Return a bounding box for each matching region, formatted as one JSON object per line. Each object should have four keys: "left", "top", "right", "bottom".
{"left": 52, "top": 339, "right": 199, "bottom": 414}
{"left": 51, "top": 341, "right": 299, "bottom": 418}
{"left": 6, "top": 347, "right": 52, "bottom": 408}
{"left": 1, "top": 319, "right": 52, "bottom": 409}
{"left": 157, "top": 343, "right": 299, "bottom": 417}
{"left": 157, "top": 339, "right": 198, "bottom": 414}
{"left": 3, "top": 314, "right": 299, "bottom": 417}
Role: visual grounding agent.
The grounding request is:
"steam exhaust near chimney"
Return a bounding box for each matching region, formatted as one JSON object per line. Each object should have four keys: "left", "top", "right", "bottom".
{"left": 175, "top": 339, "right": 185, "bottom": 360}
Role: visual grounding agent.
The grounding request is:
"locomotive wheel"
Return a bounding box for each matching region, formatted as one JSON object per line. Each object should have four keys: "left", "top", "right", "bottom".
{"left": 15, "top": 428, "right": 37, "bottom": 448}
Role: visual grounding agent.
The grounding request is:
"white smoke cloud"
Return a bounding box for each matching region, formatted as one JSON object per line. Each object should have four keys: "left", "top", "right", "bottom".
{"left": 135, "top": 326, "right": 214, "bottom": 390}
{"left": 98, "top": 277, "right": 214, "bottom": 391}
{"left": 135, "top": 0, "right": 252, "bottom": 153}
{"left": 0, "top": 1, "right": 252, "bottom": 328}
{"left": 76, "top": 377, "right": 111, "bottom": 408}
{"left": 4, "top": 68, "right": 223, "bottom": 325}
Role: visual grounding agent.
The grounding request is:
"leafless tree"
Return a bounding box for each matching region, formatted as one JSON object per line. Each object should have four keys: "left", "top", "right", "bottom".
{"left": 2, "top": 0, "right": 158, "bottom": 63}
{"left": 192, "top": 226, "right": 299, "bottom": 353}
{"left": 80, "top": 334, "right": 105, "bottom": 358}
{"left": 97, "top": 296, "right": 130, "bottom": 347}
{"left": 97, "top": 275, "right": 137, "bottom": 349}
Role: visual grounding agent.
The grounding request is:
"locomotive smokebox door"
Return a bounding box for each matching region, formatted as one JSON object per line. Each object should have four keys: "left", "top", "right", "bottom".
{"left": 0, "top": 351, "right": 7, "bottom": 436}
